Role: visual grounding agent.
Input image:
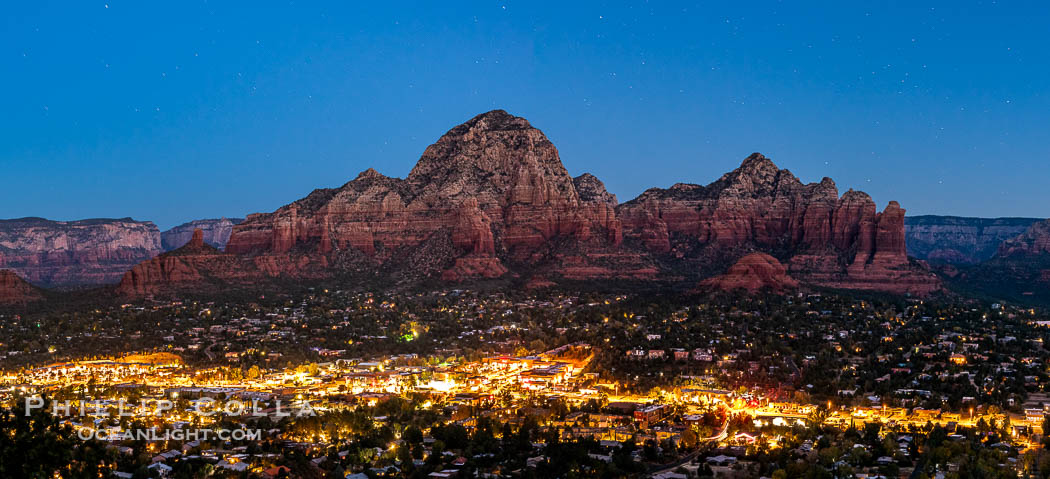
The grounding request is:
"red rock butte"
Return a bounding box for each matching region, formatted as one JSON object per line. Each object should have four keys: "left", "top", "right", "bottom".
{"left": 0, "top": 269, "right": 42, "bottom": 304}
{"left": 118, "top": 110, "right": 941, "bottom": 297}
{"left": 700, "top": 253, "right": 799, "bottom": 292}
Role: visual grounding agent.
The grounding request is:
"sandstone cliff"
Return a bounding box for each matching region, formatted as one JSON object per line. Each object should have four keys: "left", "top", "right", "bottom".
{"left": 617, "top": 154, "right": 940, "bottom": 295}
{"left": 0, "top": 217, "right": 161, "bottom": 287}
{"left": 225, "top": 110, "right": 631, "bottom": 283}
{"left": 997, "top": 219, "right": 1050, "bottom": 257}
{"left": 904, "top": 215, "right": 1039, "bottom": 264}
{"left": 119, "top": 110, "right": 938, "bottom": 297}
{"left": 116, "top": 229, "right": 328, "bottom": 297}
{"left": 951, "top": 219, "right": 1050, "bottom": 304}
{"left": 161, "top": 218, "right": 244, "bottom": 251}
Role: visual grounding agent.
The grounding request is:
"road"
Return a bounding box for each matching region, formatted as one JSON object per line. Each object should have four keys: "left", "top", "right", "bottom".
{"left": 647, "top": 418, "right": 728, "bottom": 477}
{"left": 203, "top": 341, "right": 220, "bottom": 361}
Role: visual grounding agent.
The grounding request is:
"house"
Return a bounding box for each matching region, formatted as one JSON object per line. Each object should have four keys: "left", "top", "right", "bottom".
{"left": 652, "top": 472, "right": 688, "bottom": 479}
{"left": 634, "top": 404, "right": 669, "bottom": 424}
{"left": 693, "top": 349, "right": 713, "bottom": 361}
{"left": 217, "top": 459, "right": 249, "bottom": 472}
{"left": 263, "top": 466, "right": 292, "bottom": 478}
{"left": 706, "top": 455, "right": 737, "bottom": 466}
{"left": 147, "top": 463, "right": 173, "bottom": 477}
{"left": 152, "top": 450, "right": 181, "bottom": 463}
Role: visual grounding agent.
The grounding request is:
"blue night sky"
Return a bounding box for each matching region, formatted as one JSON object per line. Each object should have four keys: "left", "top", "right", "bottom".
{"left": 2, "top": 2, "right": 1048, "bottom": 229}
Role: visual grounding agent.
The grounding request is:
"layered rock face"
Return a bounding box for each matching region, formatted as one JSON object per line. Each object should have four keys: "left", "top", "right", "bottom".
{"left": 225, "top": 110, "right": 627, "bottom": 283}
{"left": 116, "top": 229, "right": 326, "bottom": 296}
{"left": 699, "top": 253, "right": 799, "bottom": 292}
{"left": 0, "top": 269, "right": 41, "bottom": 304}
{"left": 573, "top": 173, "right": 618, "bottom": 206}
{"left": 953, "top": 219, "right": 1050, "bottom": 304}
{"left": 617, "top": 154, "right": 940, "bottom": 295}
{"left": 117, "top": 229, "right": 223, "bottom": 296}
{"left": 905, "top": 216, "right": 1039, "bottom": 264}
{"left": 120, "top": 110, "right": 937, "bottom": 297}
{"left": 997, "top": 219, "right": 1050, "bottom": 257}
{"left": 161, "top": 218, "right": 244, "bottom": 251}
{"left": 0, "top": 217, "right": 161, "bottom": 287}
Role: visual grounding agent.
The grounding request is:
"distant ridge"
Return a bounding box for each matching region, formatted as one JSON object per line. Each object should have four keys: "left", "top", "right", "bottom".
{"left": 0, "top": 217, "right": 161, "bottom": 287}
{"left": 904, "top": 215, "right": 1041, "bottom": 264}
{"left": 952, "top": 218, "right": 1050, "bottom": 304}
{"left": 0, "top": 216, "right": 153, "bottom": 226}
